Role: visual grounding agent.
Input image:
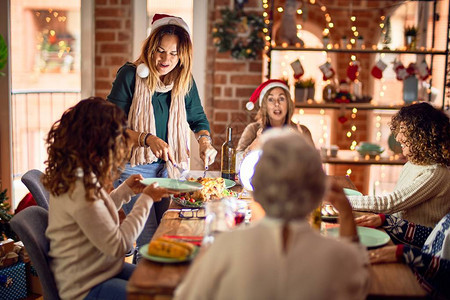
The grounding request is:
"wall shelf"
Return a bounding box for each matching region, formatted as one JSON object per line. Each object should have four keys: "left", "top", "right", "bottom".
{"left": 323, "top": 157, "right": 407, "bottom": 166}
{"left": 270, "top": 46, "right": 448, "bottom": 56}
{"left": 295, "top": 102, "right": 405, "bottom": 110}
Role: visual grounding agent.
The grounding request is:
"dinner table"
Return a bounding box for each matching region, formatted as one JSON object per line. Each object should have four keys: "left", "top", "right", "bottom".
{"left": 127, "top": 175, "right": 427, "bottom": 299}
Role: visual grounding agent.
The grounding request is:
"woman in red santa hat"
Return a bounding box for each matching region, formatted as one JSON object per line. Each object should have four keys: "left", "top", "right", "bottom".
{"left": 237, "top": 79, "right": 314, "bottom": 156}
{"left": 107, "top": 14, "right": 217, "bottom": 262}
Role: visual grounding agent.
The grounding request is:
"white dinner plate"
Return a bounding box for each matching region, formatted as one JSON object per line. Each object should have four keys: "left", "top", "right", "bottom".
{"left": 326, "top": 226, "right": 390, "bottom": 248}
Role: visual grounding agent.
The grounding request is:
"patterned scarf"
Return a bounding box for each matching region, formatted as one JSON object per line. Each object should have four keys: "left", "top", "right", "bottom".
{"left": 127, "top": 75, "right": 189, "bottom": 178}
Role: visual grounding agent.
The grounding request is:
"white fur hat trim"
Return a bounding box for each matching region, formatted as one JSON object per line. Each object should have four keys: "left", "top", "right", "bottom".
{"left": 137, "top": 63, "right": 150, "bottom": 78}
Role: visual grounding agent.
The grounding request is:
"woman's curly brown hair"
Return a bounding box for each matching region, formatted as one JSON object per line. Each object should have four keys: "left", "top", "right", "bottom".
{"left": 389, "top": 102, "right": 450, "bottom": 166}
{"left": 42, "top": 97, "right": 130, "bottom": 201}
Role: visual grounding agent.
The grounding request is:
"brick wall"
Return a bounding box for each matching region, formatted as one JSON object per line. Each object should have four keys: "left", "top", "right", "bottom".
{"left": 206, "top": 0, "right": 264, "bottom": 170}
{"left": 94, "top": 0, "right": 132, "bottom": 98}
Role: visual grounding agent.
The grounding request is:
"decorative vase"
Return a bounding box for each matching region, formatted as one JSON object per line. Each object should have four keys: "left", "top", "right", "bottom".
{"left": 403, "top": 76, "right": 418, "bottom": 103}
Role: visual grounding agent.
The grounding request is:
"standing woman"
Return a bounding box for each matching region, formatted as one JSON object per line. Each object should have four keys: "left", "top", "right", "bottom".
{"left": 237, "top": 79, "right": 314, "bottom": 157}
{"left": 108, "top": 14, "right": 217, "bottom": 260}
{"left": 43, "top": 98, "right": 173, "bottom": 299}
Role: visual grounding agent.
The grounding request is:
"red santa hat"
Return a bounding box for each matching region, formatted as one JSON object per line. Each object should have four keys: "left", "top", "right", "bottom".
{"left": 151, "top": 13, "right": 190, "bottom": 35}
{"left": 246, "top": 79, "right": 290, "bottom": 110}
{"left": 137, "top": 14, "right": 190, "bottom": 79}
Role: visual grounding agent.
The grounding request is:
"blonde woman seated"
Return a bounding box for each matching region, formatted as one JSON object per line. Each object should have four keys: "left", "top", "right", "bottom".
{"left": 175, "top": 129, "right": 369, "bottom": 300}
{"left": 237, "top": 79, "right": 314, "bottom": 157}
{"left": 348, "top": 102, "right": 450, "bottom": 227}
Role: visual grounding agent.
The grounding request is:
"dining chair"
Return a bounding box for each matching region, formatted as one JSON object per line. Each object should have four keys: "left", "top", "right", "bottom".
{"left": 10, "top": 206, "right": 60, "bottom": 300}
{"left": 21, "top": 169, "right": 50, "bottom": 210}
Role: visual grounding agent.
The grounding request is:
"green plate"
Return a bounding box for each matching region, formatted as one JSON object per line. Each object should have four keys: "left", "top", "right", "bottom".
{"left": 141, "top": 178, "right": 202, "bottom": 192}
{"left": 224, "top": 179, "right": 236, "bottom": 189}
{"left": 326, "top": 226, "right": 390, "bottom": 248}
{"left": 139, "top": 243, "right": 199, "bottom": 263}
{"left": 343, "top": 188, "right": 363, "bottom": 196}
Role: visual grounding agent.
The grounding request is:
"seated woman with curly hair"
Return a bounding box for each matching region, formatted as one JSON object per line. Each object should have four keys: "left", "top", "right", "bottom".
{"left": 42, "top": 98, "right": 174, "bottom": 300}
{"left": 348, "top": 102, "right": 450, "bottom": 227}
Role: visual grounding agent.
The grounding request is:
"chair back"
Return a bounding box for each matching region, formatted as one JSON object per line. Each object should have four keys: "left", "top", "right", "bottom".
{"left": 10, "top": 206, "right": 60, "bottom": 300}
{"left": 21, "top": 169, "right": 50, "bottom": 210}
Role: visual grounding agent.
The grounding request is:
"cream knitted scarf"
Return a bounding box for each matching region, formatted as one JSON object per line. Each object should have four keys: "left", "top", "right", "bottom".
{"left": 128, "top": 75, "right": 190, "bottom": 178}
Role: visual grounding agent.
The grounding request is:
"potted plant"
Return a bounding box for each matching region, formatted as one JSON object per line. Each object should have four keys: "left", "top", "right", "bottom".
{"left": 0, "top": 34, "right": 7, "bottom": 76}
{"left": 294, "top": 77, "right": 315, "bottom": 103}
{"left": 404, "top": 26, "right": 417, "bottom": 50}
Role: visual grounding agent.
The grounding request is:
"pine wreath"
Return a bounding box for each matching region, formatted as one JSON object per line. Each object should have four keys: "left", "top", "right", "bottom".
{"left": 212, "top": 8, "right": 266, "bottom": 59}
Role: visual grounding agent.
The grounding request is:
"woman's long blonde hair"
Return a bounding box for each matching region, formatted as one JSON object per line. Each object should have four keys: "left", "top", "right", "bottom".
{"left": 134, "top": 25, "right": 192, "bottom": 97}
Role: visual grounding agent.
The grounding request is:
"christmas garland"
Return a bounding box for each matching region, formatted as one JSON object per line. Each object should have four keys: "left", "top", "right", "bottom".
{"left": 212, "top": 8, "right": 266, "bottom": 60}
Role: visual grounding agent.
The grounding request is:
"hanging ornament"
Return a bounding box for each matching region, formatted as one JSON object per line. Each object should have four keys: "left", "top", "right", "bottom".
{"left": 319, "top": 62, "right": 335, "bottom": 81}
{"left": 290, "top": 59, "right": 304, "bottom": 80}
{"left": 417, "top": 60, "right": 431, "bottom": 81}
{"left": 371, "top": 59, "right": 387, "bottom": 79}
{"left": 347, "top": 60, "right": 360, "bottom": 81}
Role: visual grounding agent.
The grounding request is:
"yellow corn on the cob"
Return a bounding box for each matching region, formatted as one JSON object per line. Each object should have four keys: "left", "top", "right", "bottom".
{"left": 148, "top": 237, "right": 194, "bottom": 259}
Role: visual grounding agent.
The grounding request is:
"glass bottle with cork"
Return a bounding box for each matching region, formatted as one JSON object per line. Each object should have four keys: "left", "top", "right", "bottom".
{"left": 221, "top": 126, "right": 236, "bottom": 181}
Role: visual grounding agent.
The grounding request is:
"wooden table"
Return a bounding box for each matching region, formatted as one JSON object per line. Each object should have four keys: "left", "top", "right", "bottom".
{"left": 127, "top": 177, "right": 427, "bottom": 299}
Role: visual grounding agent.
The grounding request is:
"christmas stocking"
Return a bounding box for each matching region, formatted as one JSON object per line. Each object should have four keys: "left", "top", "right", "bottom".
{"left": 290, "top": 59, "right": 304, "bottom": 80}
{"left": 417, "top": 61, "right": 431, "bottom": 81}
{"left": 393, "top": 61, "right": 409, "bottom": 81}
{"left": 319, "top": 62, "right": 335, "bottom": 81}
{"left": 371, "top": 59, "right": 387, "bottom": 79}
{"left": 347, "top": 61, "right": 360, "bottom": 81}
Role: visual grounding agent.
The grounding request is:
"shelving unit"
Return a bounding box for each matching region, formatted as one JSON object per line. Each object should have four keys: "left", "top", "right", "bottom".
{"left": 264, "top": 0, "right": 449, "bottom": 193}
{"left": 266, "top": 0, "right": 449, "bottom": 111}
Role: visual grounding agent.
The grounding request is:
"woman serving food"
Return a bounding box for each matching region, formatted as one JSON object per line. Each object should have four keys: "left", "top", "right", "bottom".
{"left": 107, "top": 14, "right": 217, "bottom": 262}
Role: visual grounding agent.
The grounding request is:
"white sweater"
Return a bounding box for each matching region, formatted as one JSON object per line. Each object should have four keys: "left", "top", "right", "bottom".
{"left": 46, "top": 176, "right": 154, "bottom": 300}
{"left": 175, "top": 218, "right": 369, "bottom": 300}
{"left": 349, "top": 162, "right": 450, "bottom": 227}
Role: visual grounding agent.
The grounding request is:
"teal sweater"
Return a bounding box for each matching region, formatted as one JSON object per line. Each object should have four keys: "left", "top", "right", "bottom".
{"left": 107, "top": 63, "right": 210, "bottom": 144}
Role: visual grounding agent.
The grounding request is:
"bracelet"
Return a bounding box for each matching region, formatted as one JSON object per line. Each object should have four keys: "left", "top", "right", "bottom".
{"left": 140, "top": 132, "right": 148, "bottom": 147}
{"left": 143, "top": 133, "right": 152, "bottom": 147}
{"left": 138, "top": 132, "right": 145, "bottom": 147}
{"left": 197, "top": 134, "right": 212, "bottom": 144}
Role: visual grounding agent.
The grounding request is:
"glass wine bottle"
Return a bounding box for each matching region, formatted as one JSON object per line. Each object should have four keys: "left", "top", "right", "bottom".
{"left": 221, "top": 127, "right": 236, "bottom": 181}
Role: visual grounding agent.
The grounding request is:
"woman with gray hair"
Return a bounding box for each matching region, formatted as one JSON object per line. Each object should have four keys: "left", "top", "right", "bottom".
{"left": 175, "top": 128, "right": 369, "bottom": 300}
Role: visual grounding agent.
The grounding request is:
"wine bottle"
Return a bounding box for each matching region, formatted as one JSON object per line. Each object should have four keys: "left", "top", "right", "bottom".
{"left": 221, "top": 127, "right": 236, "bottom": 181}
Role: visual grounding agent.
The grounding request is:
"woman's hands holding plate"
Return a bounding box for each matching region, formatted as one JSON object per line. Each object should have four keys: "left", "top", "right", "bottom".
{"left": 143, "top": 183, "right": 176, "bottom": 202}
{"left": 125, "top": 174, "right": 146, "bottom": 194}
